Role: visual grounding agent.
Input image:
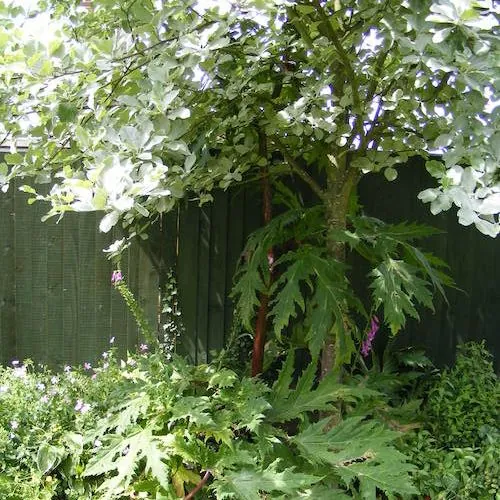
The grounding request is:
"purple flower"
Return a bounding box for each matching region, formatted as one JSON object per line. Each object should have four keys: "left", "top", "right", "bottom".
{"left": 361, "top": 315, "right": 380, "bottom": 358}
{"left": 111, "top": 270, "right": 123, "bottom": 284}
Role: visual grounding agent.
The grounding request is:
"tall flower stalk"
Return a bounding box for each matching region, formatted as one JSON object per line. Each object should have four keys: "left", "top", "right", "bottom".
{"left": 111, "top": 270, "right": 159, "bottom": 350}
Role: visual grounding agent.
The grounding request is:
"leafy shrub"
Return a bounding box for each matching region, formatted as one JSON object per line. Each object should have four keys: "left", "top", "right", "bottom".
{"left": 404, "top": 341, "right": 500, "bottom": 499}
{"left": 0, "top": 349, "right": 417, "bottom": 499}
{"left": 426, "top": 341, "right": 499, "bottom": 448}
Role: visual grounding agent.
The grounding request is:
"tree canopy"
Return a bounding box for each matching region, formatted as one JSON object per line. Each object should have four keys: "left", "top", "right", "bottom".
{"left": 0, "top": 0, "right": 498, "bottom": 237}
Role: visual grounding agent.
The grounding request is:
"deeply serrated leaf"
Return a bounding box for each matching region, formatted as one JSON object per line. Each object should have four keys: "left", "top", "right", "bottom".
{"left": 293, "top": 417, "right": 417, "bottom": 498}
{"left": 370, "top": 258, "right": 434, "bottom": 334}
{"left": 212, "top": 460, "right": 319, "bottom": 500}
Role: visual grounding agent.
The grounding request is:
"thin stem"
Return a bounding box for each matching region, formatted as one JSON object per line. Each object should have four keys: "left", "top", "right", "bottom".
{"left": 313, "top": 0, "right": 360, "bottom": 113}
{"left": 184, "top": 471, "right": 212, "bottom": 500}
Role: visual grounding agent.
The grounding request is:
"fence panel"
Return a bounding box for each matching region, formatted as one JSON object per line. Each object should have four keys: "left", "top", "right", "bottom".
{"left": 173, "top": 186, "right": 262, "bottom": 363}
{"left": 0, "top": 180, "right": 158, "bottom": 367}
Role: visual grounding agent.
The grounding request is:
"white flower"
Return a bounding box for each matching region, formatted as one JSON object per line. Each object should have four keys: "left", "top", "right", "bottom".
{"left": 13, "top": 366, "right": 27, "bottom": 378}
{"left": 74, "top": 400, "right": 91, "bottom": 414}
{"left": 10, "top": 420, "right": 19, "bottom": 430}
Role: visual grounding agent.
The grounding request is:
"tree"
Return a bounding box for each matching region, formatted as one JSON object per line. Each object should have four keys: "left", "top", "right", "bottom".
{"left": 0, "top": 0, "right": 498, "bottom": 373}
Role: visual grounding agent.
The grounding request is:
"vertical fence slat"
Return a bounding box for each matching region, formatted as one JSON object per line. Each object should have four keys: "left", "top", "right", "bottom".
{"left": 0, "top": 184, "right": 15, "bottom": 364}
{"left": 47, "top": 218, "right": 65, "bottom": 366}
{"left": 30, "top": 199, "right": 49, "bottom": 363}
{"left": 177, "top": 202, "right": 200, "bottom": 362}
{"left": 62, "top": 215, "right": 80, "bottom": 364}
{"left": 196, "top": 205, "right": 211, "bottom": 363}
{"left": 137, "top": 246, "right": 159, "bottom": 341}
{"left": 224, "top": 189, "right": 246, "bottom": 338}
{"left": 77, "top": 214, "right": 97, "bottom": 364}
{"left": 94, "top": 229, "right": 113, "bottom": 360}
{"left": 14, "top": 187, "right": 34, "bottom": 362}
{"left": 208, "top": 192, "right": 229, "bottom": 357}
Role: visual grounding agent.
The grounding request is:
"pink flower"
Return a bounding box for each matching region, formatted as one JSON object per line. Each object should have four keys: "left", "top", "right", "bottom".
{"left": 83, "top": 362, "right": 92, "bottom": 370}
{"left": 111, "top": 270, "right": 123, "bottom": 284}
{"left": 361, "top": 316, "right": 380, "bottom": 358}
{"left": 139, "top": 344, "right": 148, "bottom": 352}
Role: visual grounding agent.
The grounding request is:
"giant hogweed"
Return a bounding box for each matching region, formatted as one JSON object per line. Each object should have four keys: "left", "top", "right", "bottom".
{"left": 76, "top": 350, "right": 417, "bottom": 499}
{"left": 232, "top": 207, "right": 453, "bottom": 365}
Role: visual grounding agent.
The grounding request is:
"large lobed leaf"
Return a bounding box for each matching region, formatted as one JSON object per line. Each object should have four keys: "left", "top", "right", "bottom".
{"left": 212, "top": 460, "right": 320, "bottom": 500}
{"left": 293, "top": 417, "right": 418, "bottom": 499}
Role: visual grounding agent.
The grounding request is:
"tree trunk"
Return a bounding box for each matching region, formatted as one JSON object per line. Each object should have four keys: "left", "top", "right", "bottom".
{"left": 320, "top": 169, "right": 358, "bottom": 378}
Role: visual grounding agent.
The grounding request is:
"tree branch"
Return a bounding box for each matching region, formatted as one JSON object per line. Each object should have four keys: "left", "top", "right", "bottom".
{"left": 273, "top": 138, "right": 327, "bottom": 202}
{"left": 313, "top": 0, "right": 361, "bottom": 113}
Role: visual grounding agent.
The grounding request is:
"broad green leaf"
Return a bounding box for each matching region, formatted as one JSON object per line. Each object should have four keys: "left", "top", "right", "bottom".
{"left": 293, "top": 417, "right": 417, "bottom": 498}
{"left": 36, "top": 443, "right": 65, "bottom": 474}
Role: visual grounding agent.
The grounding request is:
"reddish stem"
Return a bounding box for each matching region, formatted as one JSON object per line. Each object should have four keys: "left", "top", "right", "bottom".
{"left": 251, "top": 133, "right": 274, "bottom": 377}
{"left": 184, "top": 470, "right": 212, "bottom": 500}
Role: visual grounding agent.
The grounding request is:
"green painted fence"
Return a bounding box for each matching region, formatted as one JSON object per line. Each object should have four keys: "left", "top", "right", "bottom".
{"left": 0, "top": 180, "right": 158, "bottom": 367}
{"left": 1, "top": 157, "right": 498, "bottom": 369}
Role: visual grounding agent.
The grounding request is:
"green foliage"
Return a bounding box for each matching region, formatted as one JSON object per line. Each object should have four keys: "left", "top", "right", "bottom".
{"left": 342, "top": 340, "right": 499, "bottom": 499}
{"left": 0, "top": 349, "right": 417, "bottom": 499}
{"left": 408, "top": 428, "right": 500, "bottom": 500}
{"left": 402, "top": 341, "right": 500, "bottom": 499}
{"left": 232, "top": 208, "right": 452, "bottom": 363}
{"left": 426, "top": 341, "right": 499, "bottom": 449}
{"left": 0, "top": 0, "right": 497, "bottom": 239}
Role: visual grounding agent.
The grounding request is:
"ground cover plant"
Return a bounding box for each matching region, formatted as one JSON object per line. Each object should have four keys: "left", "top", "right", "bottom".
{"left": 404, "top": 341, "right": 500, "bottom": 499}
{"left": 0, "top": 345, "right": 419, "bottom": 499}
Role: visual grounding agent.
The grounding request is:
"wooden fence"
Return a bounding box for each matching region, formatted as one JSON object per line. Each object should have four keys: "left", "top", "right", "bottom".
{"left": 0, "top": 157, "right": 498, "bottom": 369}
{"left": 0, "top": 180, "right": 158, "bottom": 366}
